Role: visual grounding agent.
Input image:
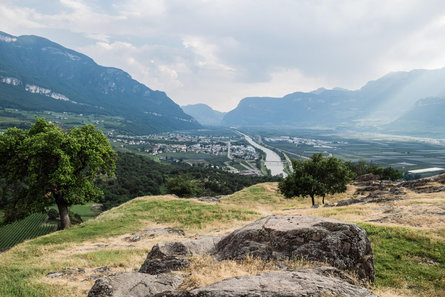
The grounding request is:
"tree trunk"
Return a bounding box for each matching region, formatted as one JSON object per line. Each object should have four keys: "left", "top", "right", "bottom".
{"left": 56, "top": 197, "right": 71, "bottom": 230}
{"left": 322, "top": 195, "right": 325, "bottom": 204}
{"left": 310, "top": 194, "right": 315, "bottom": 206}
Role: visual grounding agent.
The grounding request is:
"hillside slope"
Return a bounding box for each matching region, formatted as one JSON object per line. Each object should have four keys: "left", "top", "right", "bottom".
{"left": 0, "top": 182, "right": 444, "bottom": 297}
{"left": 386, "top": 97, "right": 445, "bottom": 136}
{"left": 0, "top": 31, "right": 200, "bottom": 134}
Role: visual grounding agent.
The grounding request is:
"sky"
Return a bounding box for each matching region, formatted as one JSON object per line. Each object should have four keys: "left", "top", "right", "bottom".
{"left": 2, "top": 0, "right": 445, "bottom": 111}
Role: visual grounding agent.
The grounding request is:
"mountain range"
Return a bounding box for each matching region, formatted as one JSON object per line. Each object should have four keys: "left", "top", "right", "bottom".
{"left": 222, "top": 68, "right": 445, "bottom": 135}
{"left": 1, "top": 31, "right": 444, "bottom": 137}
{"left": 0, "top": 31, "right": 200, "bottom": 134}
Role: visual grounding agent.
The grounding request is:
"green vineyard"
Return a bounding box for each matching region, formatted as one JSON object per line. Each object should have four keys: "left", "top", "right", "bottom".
{"left": 0, "top": 213, "right": 58, "bottom": 249}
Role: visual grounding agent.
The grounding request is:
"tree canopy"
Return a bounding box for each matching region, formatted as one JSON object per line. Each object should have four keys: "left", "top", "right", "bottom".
{"left": 0, "top": 117, "right": 116, "bottom": 229}
{"left": 279, "top": 153, "right": 353, "bottom": 205}
{"left": 344, "top": 160, "right": 402, "bottom": 181}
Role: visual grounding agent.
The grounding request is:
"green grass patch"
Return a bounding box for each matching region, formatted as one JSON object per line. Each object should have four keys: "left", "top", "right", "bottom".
{"left": 69, "top": 203, "right": 102, "bottom": 221}
{"left": 0, "top": 265, "right": 72, "bottom": 297}
{"left": 223, "top": 184, "right": 283, "bottom": 206}
{"left": 30, "top": 198, "right": 258, "bottom": 246}
{"left": 359, "top": 223, "right": 445, "bottom": 297}
{"left": 73, "top": 249, "right": 147, "bottom": 268}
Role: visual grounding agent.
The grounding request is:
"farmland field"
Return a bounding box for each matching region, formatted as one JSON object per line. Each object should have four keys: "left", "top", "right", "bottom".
{"left": 0, "top": 213, "right": 57, "bottom": 249}
{"left": 0, "top": 203, "right": 102, "bottom": 250}
{"left": 259, "top": 131, "right": 445, "bottom": 176}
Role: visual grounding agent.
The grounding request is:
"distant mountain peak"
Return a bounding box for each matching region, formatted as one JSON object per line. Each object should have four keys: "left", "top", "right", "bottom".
{"left": 182, "top": 103, "right": 226, "bottom": 126}
{"left": 0, "top": 31, "right": 17, "bottom": 43}
{"left": 222, "top": 67, "right": 445, "bottom": 133}
{"left": 310, "top": 87, "right": 327, "bottom": 95}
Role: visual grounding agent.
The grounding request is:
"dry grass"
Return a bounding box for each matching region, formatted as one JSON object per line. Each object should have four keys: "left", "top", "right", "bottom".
{"left": 179, "top": 255, "right": 322, "bottom": 290}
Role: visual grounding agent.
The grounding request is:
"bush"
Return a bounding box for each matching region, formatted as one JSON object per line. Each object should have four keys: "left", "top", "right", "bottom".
{"left": 47, "top": 209, "right": 59, "bottom": 220}
{"left": 68, "top": 211, "right": 83, "bottom": 225}
{"left": 165, "top": 175, "right": 202, "bottom": 198}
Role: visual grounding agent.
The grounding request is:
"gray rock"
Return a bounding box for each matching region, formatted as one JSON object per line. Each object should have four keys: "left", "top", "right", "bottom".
{"left": 213, "top": 215, "right": 375, "bottom": 282}
{"left": 155, "top": 268, "right": 379, "bottom": 297}
{"left": 197, "top": 195, "right": 224, "bottom": 202}
{"left": 143, "top": 227, "right": 185, "bottom": 236}
{"left": 139, "top": 256, "right": 190, "bottom": 275}
{"left": 46, "top": 267, "right": 85, "bottom": 278}
{"left": 87, "top": 272, "right": 184, "bottom": 297}
{"left": 139, "top": 236, "right": 220, "bottom": 274}
{"left": 355, "top": 173, "right": 380, "bottom": 182}
{"left": 124, "top": 228, "right": 186, "bottom": 242}
{"left": 93, "top": 266, "right": 110, "bottom": 273}
{"left": 335, "top": 196, "right": 405, "bottom": 207}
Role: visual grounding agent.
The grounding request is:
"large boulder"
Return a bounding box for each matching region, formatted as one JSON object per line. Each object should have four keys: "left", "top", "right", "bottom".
{"left": 213, "top": 215, "right": 374, "bottom": 282}
{"left": 87, "top": 272, "right": 184, "bottom": 297}
{"left": 139, "top": 236, "right": 220, "bottom": 274}
{"left": 155, "top": 268, "right": 379, "bottom": 297}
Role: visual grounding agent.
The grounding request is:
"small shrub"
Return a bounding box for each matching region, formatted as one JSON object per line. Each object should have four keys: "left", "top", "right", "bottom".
{"left": 47, "top": 209, "right": 59, "bottom": 220}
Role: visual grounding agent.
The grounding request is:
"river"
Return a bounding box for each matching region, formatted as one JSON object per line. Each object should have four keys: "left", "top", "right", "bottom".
{"left": 239, "top": 132, "right": 287, "bottom": 177}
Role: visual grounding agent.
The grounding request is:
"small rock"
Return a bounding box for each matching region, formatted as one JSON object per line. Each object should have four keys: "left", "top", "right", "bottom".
{"left": 94, "top": 266, "right": 110, "bottom": 273}
{"left": 139, "top": 256, "right": 190, "bottom": 275}
{"left": 91, "top": 204, "right": 102, "bottom": 211}
{"left": 46, "top": 272, "right": 64, "bottom": 278}
{"left": 139, "top": 236, "right": 220, "bottom": 275}
{"left": 88, "top": 272, "right": 184, "bottom": 297}
{"left": 124, "top": 228, "right": 186, "bottom": 242}
{"left": 144, "top": 228, "right": 185, "bottom": 236}
{"left": 197, "top": 195, "right": 224, "bottom": 202}
{"left": 46, "top": 267, "right": 85, "bottom": 278}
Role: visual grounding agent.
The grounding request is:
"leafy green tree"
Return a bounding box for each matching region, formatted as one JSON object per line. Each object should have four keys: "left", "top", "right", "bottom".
{"left": 344, "top": 160, "right": 402, "bottom": 181}
{"left": 0, "top": 117, "right": 116, "bottom": 229}
{"left": 165, "top": 174, "right": 202, "bottom": 197}
{"left": 279, "top": 153, "right": 352, "bottom": 206}
{"left": 320, "top": 155, "right": 353, "bottom": 204}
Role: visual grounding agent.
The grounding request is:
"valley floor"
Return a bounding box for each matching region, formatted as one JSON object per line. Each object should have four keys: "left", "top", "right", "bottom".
{"left": 0, "top": 181, "right": 444, "bottom": 297}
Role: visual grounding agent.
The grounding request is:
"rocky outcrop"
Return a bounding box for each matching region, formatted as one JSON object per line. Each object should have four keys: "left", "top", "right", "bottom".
{"left": 328, "top": 196, "right": 405, "bottom": 207}
{"left": 155, "top": 268, "right": 378, "bottom": 297}
{"left": 355, "top": 173, "right": 380, "bottom": 182}
{"left": 88, "top": 215, "right": 377, "bottom": 296}
{"left": 88, "top": 272, "right": 184, "bottom": 297}
{"left": 213, "top": 215, "right": 375, "bottom": 282}
{"left": 139, "top": 236, "right": 220, "bottom": 274}
{"left": 399, "top": 172, "right": 445, "bottom": 193}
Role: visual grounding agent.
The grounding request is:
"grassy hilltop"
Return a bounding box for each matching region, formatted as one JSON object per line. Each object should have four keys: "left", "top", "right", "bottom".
{"left": 0, "top": 183, "right": 444, "bottom": 297}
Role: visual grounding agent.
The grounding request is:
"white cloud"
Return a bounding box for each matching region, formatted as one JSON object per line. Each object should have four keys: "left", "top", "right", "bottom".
{"left": 3, "top": 0, "right": 445, "bottom": 111}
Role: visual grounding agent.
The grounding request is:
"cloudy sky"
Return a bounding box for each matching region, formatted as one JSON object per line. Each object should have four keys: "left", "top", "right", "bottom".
{"left": 2, "top": 0, "right": 445, "bottom": 111}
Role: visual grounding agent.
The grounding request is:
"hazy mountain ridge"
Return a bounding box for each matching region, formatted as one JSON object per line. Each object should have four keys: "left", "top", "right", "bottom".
{"left": 222, "top": 68, "right": 445, "bottom": 134}
{"left": 0, "top": 31, "right": 200, "bottom": 134}
{"left": 181, "top": 103, "right": 226, "bottom": 126}
{"left": 385, "top": 97, "right": 445, "bottom": 136}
